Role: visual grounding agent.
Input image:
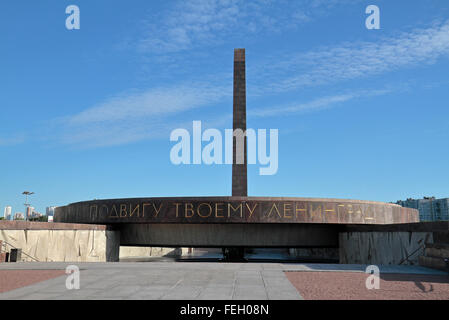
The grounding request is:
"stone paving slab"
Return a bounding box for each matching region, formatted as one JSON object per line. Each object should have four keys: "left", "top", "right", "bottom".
{"left": 282, "top": 263, "right": 448, "bottom": 275}
{"left": 0, "top": 262, "right": 445, "bottom": 300}
{"left": 0, "top": 262, "right": 302, "bottom": 300}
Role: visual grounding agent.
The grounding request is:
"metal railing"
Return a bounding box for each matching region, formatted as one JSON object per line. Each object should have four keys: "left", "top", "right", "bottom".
{"left": 398, "top": 244, "right": 425, "bottom": 265}
{"left": 1, "top": 240, "right": 40, "bottom": 262}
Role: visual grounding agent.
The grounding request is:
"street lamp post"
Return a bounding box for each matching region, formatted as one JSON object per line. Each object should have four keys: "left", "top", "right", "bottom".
{"left": 22, "top": 191, "right": 35, "bottom": 221}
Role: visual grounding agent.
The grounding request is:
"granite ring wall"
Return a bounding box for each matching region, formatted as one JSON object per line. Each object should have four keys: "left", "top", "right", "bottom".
{"left": 55, "top": 196, "right": 419, "bottom": 225}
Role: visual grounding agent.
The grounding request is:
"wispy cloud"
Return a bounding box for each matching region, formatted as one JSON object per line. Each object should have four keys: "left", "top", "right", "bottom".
{"left": 253, "top": 20, "right": 449, "bottom": 93}
{"left": 67, "top": 83, "right": 229, "bottom": 125}
{"left": 139, "top": 0, "right": 240, "bottom": 53}
{"left": 59, "top": 86, "right": 392, "bottom": 148}
{"left": 138, "top": 0, "right": 359, "bottom": 54}
{"left": 249, "top": 89, "right": 392, "bottom": 118}
{"left": 57, "top": 82, "right": 230, "bottom": 147}
{"left": 0, "top": 135, "right": 25, "bottom": 146}
{"left": 55, "top": 19, "right": 449, "bottom": 148}
{"left": 59, "top": 119, "right": 169, "bottom": 148}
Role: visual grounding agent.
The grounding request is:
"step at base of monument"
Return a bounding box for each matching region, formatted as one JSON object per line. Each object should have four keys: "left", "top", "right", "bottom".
{"left": 425, "top": 243, "right": 449, "bottom": 259}
{"left": 419, "top": 255, "right": 449, "bottom": 272}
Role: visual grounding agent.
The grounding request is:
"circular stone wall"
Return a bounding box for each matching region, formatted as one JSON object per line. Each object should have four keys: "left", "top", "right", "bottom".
{"left": 54, "top": 196, "right": 419, "bottom": 225}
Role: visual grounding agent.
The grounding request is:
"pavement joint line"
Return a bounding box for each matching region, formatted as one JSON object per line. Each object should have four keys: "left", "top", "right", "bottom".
{"left": 158, "top": 278, "right": 184, "bottom": 300}
{"left": 230, "top": 271, "right": 237, "bottom": 300}
{"left": 260, "top": 270, "right": 269, "bottom": 300}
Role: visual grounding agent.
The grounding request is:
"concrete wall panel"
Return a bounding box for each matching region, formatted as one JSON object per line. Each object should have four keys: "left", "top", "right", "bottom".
{"left": 339, "top": 232, "right": 433, "bottom": 265}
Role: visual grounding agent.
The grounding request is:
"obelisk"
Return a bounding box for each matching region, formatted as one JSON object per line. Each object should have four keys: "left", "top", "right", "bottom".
{"left": 232, "top": 48, "right": 247, "bottom": 197}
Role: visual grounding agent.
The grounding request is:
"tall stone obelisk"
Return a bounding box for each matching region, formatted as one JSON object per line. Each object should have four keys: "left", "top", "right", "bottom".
{"left": 232, "top": 48, "right": 247, "bottom": 197}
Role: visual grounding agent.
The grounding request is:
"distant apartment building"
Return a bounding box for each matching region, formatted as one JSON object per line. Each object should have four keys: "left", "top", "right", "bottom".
{"left": 25, "top": 206, "right": 34, "bottom": 220}
{"left": 31, "top": 210, "right": 43, "bottom": 219}
{"left": 46, "top": 206, "right": 56, "bottom": 217}
{"left": 13, "top": 212, "right": 24, "bottom": 220}
{"left": 46, "top": 206, "right": 56, "bottom": 222}
{"left": 397, "top": 197, "right": 449, "bottom": 221}
{"left": 3, "top": 206, "right": 12, "bottom": 220}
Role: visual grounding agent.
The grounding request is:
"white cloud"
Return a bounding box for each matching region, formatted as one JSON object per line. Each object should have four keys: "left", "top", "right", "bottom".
{"left": 57, "top": 19, "right": 449, "bottom": 148}
{"left": 139, "top": 0, "right": 241, "bottom": 53}
{"left": 255, "top": 20, "right": 449, "bottom": 93}
{"left": 67, "top": 83, "right": 228, "bottom": 125}
{"left": 59, "top": 120, "right": 168, "bottom": 148}
{"left": 0, "top": 135, "right": 25, "bottom": 146}
{"left": 138, "top": 0, "right": 359, "bottom": 54}
{"left": 58, "top": 82, "right": 230, "bottom": 147}
{"left": 249, "top": 89, "right": 391, "bottom": 118}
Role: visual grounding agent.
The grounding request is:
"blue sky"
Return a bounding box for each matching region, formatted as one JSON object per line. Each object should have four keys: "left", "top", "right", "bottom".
{"left": 1, "top": 0, "right": 449, "bottom": 215}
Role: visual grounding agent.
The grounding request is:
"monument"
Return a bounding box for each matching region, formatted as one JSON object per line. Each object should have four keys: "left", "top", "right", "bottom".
{"left": 232, "top": 48, "right": 247, "bottom": 197}
{"left": 55, "top": 49, "right": 419, "bottom": 261}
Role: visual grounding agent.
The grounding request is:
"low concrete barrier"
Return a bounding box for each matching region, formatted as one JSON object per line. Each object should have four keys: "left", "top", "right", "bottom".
{"left": 338, "top": 222, "right": 448, "bottom": 265}
{"left": 0, "top": 240, "right": 6, "bottom": 263}
{"left": 0, "top": 221, "right": 119, "bottom": 262}
{"left": 339, "top": 231, "right": 432, "bottom": 265}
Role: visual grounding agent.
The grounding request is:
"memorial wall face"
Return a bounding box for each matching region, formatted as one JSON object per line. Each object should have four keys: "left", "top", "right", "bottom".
{"left": 55, "top": 197, "right": 419, "bottom": 225}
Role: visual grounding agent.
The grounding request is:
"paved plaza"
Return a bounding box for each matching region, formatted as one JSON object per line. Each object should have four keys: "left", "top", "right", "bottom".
{"left": 286, "top": 270, "right": 449, "bottom": 300}
{"left": 0, "top": 261, "right": 447, "bottom": 300}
